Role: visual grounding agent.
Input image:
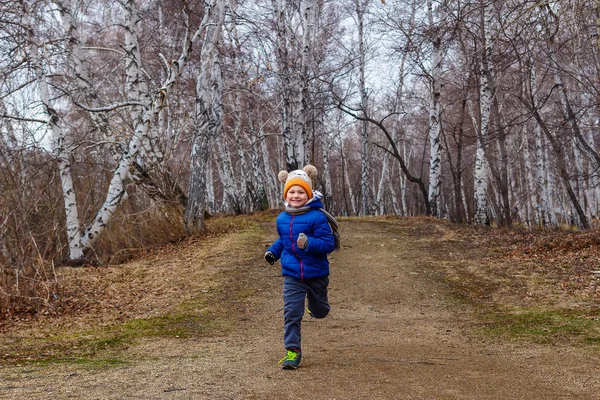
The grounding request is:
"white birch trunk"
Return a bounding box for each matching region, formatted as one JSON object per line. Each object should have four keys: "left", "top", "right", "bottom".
{"left": 340, "top": 131, "right": 357, "bottom": 215}
{"left": 123, "top": 0, "right": 150, "bottom": 154}
{"left": 250, "top": 134, "right": 267, "bottom": 210}
{"left": 356, "top": 0, "right": 370, "bottom": 216}
{"left": 533, "top": 123, "right": 545, "bottom": 227}
{"left": 232, "top": 92, "right": 248, "bottom": 213}
{"left": 545, "top": 138, "right": 559, "bottom": 226}
{"left": 400, "top": 143, "right": 409, "bottom": 215}
{"left": 0, "top": 98, "right": 18, "bottom": 149}
{"left": 81, "top": 0, "right": 147, "bottom": 247}
{"left": 207, "top": 161, "right": 215, "bottom": 214}
{"left": 260, "top": 131, "right": 279, "bottom": 207}
{"left": 294, "top": 0, "right": 315, "bottom": 167}
{"left": 572, "top": 139, "right": 585, "bottom": 213}
{"left": 389, "top": 178, "right": 401, "bottom": 215}
{"left": 461, "top": 184, "right": 470, "bottom": 223}
{"left": 321, "top": 128, "right": 334, "bottom": 210}
{"left": 522, "top": 136, "right": 536, "bottom": 227}
{"left": 474, "top": 144, "right": 489, "bottom": 225}
{"left": 528, "top": 56, "right": 555, "bottom": 227}
{"left": 24, "top": 2, "right": 83, "bottom": 260}
{"left": 391, "top": 2, "right": 415, "bottom": 217}
{"left": 39, "top": 76, "right": 84, "bottom": 260}
{"left": 427, "top": 0, "right": 442, "bottom": 217}
{"left": 272, "top": 0, "right": 298, "bottom": 170}
{"left": 216, "top": 135, "right": 237, "bottom": 213}
{"left": 376, "top": 151, "right": 391, "bottom": 215}
{"left": 246, "top": 101, "right": 267, "bottom": 210}
{"left": 474, "top": 1, "right": 493, "bottom": 226}
{"left": 185, "top": 0, "right": 226, "bottom": 231}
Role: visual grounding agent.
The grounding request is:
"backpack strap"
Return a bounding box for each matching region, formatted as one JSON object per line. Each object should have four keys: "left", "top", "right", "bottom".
{"left": 319, "top": 208, "right": 340, "bottom": 252}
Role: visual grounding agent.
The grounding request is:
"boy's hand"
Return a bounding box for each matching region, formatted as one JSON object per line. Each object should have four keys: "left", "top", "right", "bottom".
{"left": 264, "top": 251, "right": 276, "bottom": 265}
{"left": 297, "top": 233, "right": 308, "bottom": 249}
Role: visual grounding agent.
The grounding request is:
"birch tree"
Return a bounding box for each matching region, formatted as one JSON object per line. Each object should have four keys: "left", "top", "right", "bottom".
{"left": 355, "top": 0, "right": 372, "bottom": 216}
{"left": 426, "top": 0, "right": 443, "bottom": 218}
{"left": 21, "top": 1, "right": 84, "bottom": 260}
{"left": 185, "top": 0, "right": 227, "bottom": 233}
{"left": 526, "top": 51, "right": 556, "bottom": 227}
{"left": 272, "top": 0, "right": 303, "bottom": 170}
{"left": 473, "top": 0, "right": 493, "bottom": 226}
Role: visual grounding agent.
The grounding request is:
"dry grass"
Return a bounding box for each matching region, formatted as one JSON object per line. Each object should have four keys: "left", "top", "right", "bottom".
{"left": 0, "top": 213, "right": 269, "bottom": 364}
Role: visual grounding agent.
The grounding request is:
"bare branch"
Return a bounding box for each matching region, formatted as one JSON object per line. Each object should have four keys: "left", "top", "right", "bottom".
{"left": 1, "top": 113, "right": 47, "bottom": 124}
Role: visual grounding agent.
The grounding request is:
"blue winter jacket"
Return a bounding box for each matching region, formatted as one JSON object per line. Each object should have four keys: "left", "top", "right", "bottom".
{"left": 267, "top": 198, "right": 335, "bottom": 280}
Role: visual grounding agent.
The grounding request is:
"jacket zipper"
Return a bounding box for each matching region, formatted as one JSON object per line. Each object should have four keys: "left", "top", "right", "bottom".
{"left": 289, "top": 215, "right": 304, "bottom": 280}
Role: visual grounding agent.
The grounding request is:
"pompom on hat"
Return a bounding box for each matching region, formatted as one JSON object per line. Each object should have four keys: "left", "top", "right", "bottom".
{"left": 278, "top": 165, "right": 318, "bottom": 200}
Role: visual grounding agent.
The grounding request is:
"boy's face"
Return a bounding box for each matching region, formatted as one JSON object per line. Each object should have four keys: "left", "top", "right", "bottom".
{"left": 286, "top": 185, "right": 309, "bottom": 208}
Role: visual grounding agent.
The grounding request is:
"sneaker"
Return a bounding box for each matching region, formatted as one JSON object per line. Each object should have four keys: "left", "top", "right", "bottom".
{"left": 306, "top": 307, "right": 313, "bottom": 318}
{"left": 279, "top": 349, "right": 302, "bottom": 370}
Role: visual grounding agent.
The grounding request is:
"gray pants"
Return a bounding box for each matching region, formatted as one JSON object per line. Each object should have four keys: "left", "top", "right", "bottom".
{"left": 283, "top": 275, "right": 330, "bottom": 351}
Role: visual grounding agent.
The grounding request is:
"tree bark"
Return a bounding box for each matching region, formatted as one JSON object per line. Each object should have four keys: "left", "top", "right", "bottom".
{"left": 427, "top": 0, "right": 443, "bottom": 218}
{"left": 355, "top": 0, "right": 371, "bottom": 216}
{"left": 185, "top": 0, "right": 227, "bottom": 233}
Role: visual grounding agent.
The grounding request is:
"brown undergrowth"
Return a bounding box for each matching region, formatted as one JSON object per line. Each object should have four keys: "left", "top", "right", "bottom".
{"left": 435, "top": 223, "right": 600, "bottom": 345}
{"left": 0, "top": 213, "right": 273, "bottom": 363}
{"left": 484, "top": 226, "right": 600, "bottom": 302}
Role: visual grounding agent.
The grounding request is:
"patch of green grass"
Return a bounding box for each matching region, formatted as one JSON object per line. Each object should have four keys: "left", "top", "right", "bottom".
{"left": 478, "top": 308, "right": 600, "bottom": 346}
{"left": 2, "top": 309, "right": 230, "bottom": 367}
{"left": 118, "top": 312, "right": 227, "bottom": 339}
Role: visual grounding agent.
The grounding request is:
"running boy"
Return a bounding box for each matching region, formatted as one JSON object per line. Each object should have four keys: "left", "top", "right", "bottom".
{"left": 265, "top": 165, "right": 336, "bottom": 370}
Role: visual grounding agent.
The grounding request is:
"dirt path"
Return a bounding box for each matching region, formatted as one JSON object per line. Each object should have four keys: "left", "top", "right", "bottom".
{"left": 2, "top": 218, "right": 600, "bottom": 399}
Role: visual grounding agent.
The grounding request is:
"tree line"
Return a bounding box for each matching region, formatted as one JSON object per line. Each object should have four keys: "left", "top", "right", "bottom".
{"left": 1, "top": 0, "right": 599, "bottom": 277}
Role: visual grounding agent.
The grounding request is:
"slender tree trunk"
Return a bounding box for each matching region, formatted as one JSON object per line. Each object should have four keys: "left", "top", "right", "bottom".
{"left": 393, "top": 0, "right": 416, "bottom": 217}
{"left": 340, "top": 131, "right": 357, "bottom": 216}
{"left": 356, "top": 0, "right": 371, "bottom": 216}
{"left": 184, "top": 0, "right": 226, "bottom": 233}
{"left": 24, "top": 2, "right": 83, "bottom": 260}
{"left": 40, "top": 77, "right": 84, "bottom": 260}
{"left": 525, "top": 52, "right": 555, "bottom": 227}
{"left": 400, "top": 144, "right": 408, "bottom": 215}
{"left": 454, "top": 99, "right": 467, "bottom": 223}
{"left": 376, "top": 150, "right": 391, "bottom": 215}
{"left": 272, "top": 0, "right": 301, "bottom": 170}
{"left": 216, "top": 134, "right": 237, "bottom": 213}
{"left": 427, "top": 0, "right": 443, "bottom": 218}
{"left": 246, "top": 101, "right": 268, "bottom": 211}
{"left": 474, "top": 0, "right": 493, "bottom": 225}
{"left": 294, "top": 0, "right": 315, "bottom": 167}
{"left": 491, "top": 99, "right": 512, "bottom": 226}
{"left": 232, "top": 93, "right": 249, "bottom": 213}
{"left": 321, "top": 128, "right": 334, "bottom": 211}
{"left": 522, "top": 134, "right": 536, "bottom": 227}
{"left": 259, "top": 129, "right": 278, "bottom": 207}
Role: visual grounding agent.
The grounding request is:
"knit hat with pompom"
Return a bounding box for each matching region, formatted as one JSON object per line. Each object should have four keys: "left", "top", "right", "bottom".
{"left": 278, "top": 165, "right": 318, "bottom": 200}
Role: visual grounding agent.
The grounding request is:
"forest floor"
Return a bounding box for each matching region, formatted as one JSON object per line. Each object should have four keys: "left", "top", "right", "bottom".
{"left": 1, "top": 214, "right": 600, "bottom": 399}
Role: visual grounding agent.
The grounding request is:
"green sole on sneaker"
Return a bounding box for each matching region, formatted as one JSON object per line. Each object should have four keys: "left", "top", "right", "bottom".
{"left": 279, "top": 350, "right": 301, "bottom": 369}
